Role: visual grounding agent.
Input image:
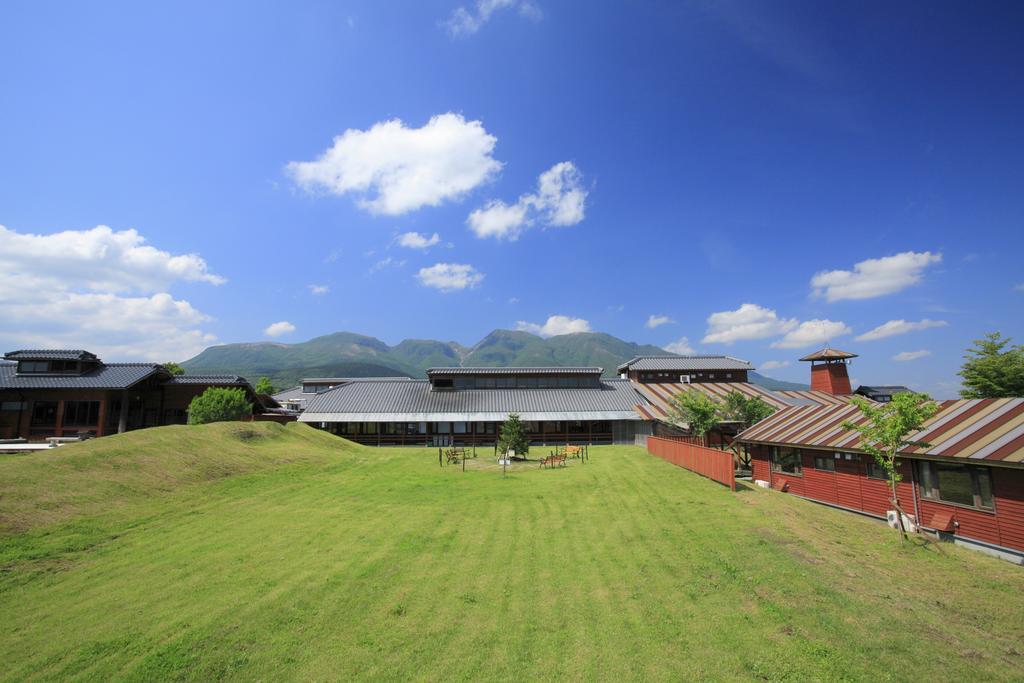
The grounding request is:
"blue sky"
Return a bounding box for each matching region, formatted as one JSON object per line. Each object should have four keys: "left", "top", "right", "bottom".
{"left": 1, "top": 0, "right": 1022, "bottom": 396}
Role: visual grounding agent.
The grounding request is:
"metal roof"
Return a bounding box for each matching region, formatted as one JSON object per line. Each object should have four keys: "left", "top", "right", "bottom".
{"left": 299, "top": 378, "right": 644, "bottom": 423}
{"left": 773, "top": 390, "right": 864, "bottom": 407}
{"left": 4, "top": 349, "right": 99, "bottom": 361}
{"left": 630, "top": 381, "right": 793, "bottom": 422}
{"left": 426, "top": 366, "right": 603, "bottom": 376}
{"left": 0, "top": 362, "right": 163, "bottom": 390}
{"left": 735, "top": 398, "right": 1024, "bottom": 466}
{"left": 616, "top": 356, "right": 753, "bottom": 374}
{"left": 855, "top": 385, "right": 912, "bottom": 395}
{"left": 303, "top": 376, "right": 412, "bottom": 383}
{"left": 798, "top": 347, "right": 858, "bottom": 362}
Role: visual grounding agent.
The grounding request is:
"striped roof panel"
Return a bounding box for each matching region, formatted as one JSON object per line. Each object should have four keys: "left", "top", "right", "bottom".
{"left": 629, "top": 382, "right": 793, "bottom": 421}
{"left": 735, "top": 398, "right": 1024, "bottom": 464}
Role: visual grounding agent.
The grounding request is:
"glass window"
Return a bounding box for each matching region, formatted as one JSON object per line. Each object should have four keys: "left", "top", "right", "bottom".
{"left": 454, "top": 422, "right": 468, "bottom": 434}
{"left": 813, "top": 455, "right": 835, "bottom": 471}
{"left": 0, "top": 401, "right": 26, "bottom": 411}
{"left": 865, "top": 458, "right": 888, "bottom": 480}
{"left": 918, "top": 461, "right": 994, "bottom": 510}
{"left": 435, "top": 422, "right": 451, "bottom": 434}
{"left": 770, "top": 447, "right": 802, "bottom": 475}
{"left": 63, "top": 401, "right": 100, "bottom": 426}
{"left": 30, "top": 401, "right": 58, "bottom": 425}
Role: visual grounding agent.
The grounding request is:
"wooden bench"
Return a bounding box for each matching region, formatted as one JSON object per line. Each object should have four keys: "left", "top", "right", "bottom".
{"left": 540, "top": 454, "right": 567, "bottom": 469}
{"left": 445, "top": 448, "right": 466, "bottom": 464}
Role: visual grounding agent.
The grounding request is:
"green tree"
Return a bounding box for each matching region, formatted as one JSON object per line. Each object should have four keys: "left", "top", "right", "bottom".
{"left": 842, "top": 393, "right": 939, "bottom": 541}
{"left": 187, "top": 388, "right": 252, "bottom": 425}
{"left": 162, "top": 362, "right": 185, "bottom": 376}
{"left": 667, "top": 390, "right": 721, "bottom": 443}
{"left": 254, "top": 377, "right": 275, "bottom": 395}
{"left": 497, "top": 413, "right": 529, "bottom": 457}
{"left": 721, "top": 391, "right": 776, "bottom": 429}
{"left": 958, "top": 332, "right": 1024, "bottom": 398}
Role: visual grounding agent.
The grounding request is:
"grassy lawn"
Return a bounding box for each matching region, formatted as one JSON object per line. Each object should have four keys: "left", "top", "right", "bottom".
{"left": 1, "top": 422, "right": 1022, "bottom": 681}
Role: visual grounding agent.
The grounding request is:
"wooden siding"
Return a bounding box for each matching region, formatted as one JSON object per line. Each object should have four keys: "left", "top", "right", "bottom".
{"left": 647, "top": 436, "right": 735, "bottom": 490}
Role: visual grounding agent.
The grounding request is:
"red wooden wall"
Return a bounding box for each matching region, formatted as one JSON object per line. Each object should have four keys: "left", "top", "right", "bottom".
{"left": 647, "top": 436, "right": 735, "bottom": 490}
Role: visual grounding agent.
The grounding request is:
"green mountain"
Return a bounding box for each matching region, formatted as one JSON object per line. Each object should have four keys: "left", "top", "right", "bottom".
{"left": 181, "top": 329, "right": 805, "bottom": 391}
{"left": 748, "top": 371, "right": 810, "bottom": 391}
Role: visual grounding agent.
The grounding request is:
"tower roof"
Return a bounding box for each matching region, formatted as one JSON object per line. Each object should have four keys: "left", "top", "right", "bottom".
{"left": 798, "top": 347, "right": 858, "bottom": 362}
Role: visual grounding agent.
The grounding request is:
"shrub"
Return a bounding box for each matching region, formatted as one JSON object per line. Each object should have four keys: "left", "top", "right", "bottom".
{"left": 188, "top": 388, "right": 252, "bottom": 425}
{"left": 497, "top": 413, "right": 529, "bottom": 456}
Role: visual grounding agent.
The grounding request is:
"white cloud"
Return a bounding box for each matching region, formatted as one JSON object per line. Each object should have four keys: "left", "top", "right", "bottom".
{"left": 370, "top": 256, "right": 406, "bottom": 273}
{"left": 468, "top": 161, "right": 587, "bottom": 240}
{"left": 1015, "top": 283, "right": 1024, "bottom": 292}
{"left": 702, "top": 304, "right": 798, "bottom": 344}
{"left": 646, "top": 314, "right": 673, "bottom": 329}
{"left": 286, "top": 113, "right": 501, "bottom": 216}
{"left": 0, "top": 224, "right": 223, "bottom": 361}
{"left": 855, "top": 318, "right": 948, "bottom": 342}
{"left": 264, "top": 321, "right": 296, "bottom": 337}
{"left": 664, "top": 337, "right": 696, "bottom": 354}
{"left": 811, "top": 251, "right": 942, "bottom": 302}
{"left": 508, "top": 296, "right": 520, "bottom": 304}
{"left": 515, "top": 315, "right": 591, "bottom": 337}
{"left": 893, "top": 349, "right": 931, "bottom": 362}
{"left": 771, "top": 319, "right": 852, "bottom": 349}
{"left": 395, "top": 231, "right": 441, "bottom": 249}
{"left": 308, "top": 284, "right": 330, "bottom": 295}
{"left": 444, "top": 0, "right": 541, "bottom": 37}
{"left": 760, "top": 360, "right": 790, "bottom": 371}
{"left": 416, "top": 263, "right": 484, "bottom": 292}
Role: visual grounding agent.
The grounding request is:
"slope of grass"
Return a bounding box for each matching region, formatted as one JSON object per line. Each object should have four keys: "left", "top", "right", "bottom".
{"left": 1, "top": 430, "right": 1022, "bottom": 681}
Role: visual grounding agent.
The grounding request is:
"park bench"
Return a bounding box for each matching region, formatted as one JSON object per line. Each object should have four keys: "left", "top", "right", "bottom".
{"left": 445, "top": 447, "right": 466, "bottom": 464}
{"left": 540, "top": 453, "right": 567, "bottom": 469}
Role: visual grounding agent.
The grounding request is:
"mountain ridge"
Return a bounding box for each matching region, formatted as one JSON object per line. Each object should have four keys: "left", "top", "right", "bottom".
{"left": 181, "top": 329, "right": 809, "bottom": 391}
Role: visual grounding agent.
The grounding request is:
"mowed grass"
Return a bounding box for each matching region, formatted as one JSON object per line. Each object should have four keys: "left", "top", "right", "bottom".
{"left": 1, "top": 423, "right": 1023, "bottom": 681}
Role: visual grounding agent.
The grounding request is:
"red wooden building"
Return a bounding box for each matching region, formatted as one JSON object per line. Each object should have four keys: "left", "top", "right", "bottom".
{"left": 736, "top": 397, "right": 1024, "bottom": 563}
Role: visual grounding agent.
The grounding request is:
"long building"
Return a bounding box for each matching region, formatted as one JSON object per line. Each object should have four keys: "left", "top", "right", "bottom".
{"left": 0, "top": 349, "right": 263, "bottom": 440}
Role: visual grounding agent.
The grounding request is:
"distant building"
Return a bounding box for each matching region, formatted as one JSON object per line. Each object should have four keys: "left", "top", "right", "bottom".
{"left": 616, "top": 355, "right": 753, "bottom": 383}
{"left": 298, "top": 367, "right": 647, "bottom": 446}
{"left": 0, "top": 349, "right": 263, "bottom": 440}
{"left": 855, "top": 385, "right": 913, "bottom": 403}
{"left": 273, "top": 376, "right": 412, "bottom": 413}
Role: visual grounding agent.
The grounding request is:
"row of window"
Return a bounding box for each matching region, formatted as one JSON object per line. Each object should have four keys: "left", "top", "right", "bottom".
{"left": 17, "top": 360, "right": 83, "bottom": 373}
{"left": 767, "top": 447, "right": 995, "bottom": 510}
{"left": 333, "top": 421, "right": 612, "bottom": 436}
{"left": 432, "top": 376, "right": 601, "bottom": 390}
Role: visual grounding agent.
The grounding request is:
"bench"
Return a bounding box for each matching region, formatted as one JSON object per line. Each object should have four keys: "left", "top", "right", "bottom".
{"left": 540, "top": 454, "right": 567, "bottom": 469}
{"left": 445, "top": 448, "right": 466, "bottom": 464}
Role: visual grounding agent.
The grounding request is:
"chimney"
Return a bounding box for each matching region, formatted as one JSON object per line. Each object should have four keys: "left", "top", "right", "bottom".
{"left": 799, "top": 347, "right": 857, "bottom": 395}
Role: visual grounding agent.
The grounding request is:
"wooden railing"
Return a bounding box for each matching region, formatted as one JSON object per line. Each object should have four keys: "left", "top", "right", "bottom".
{"left": 647, "top": 436, "right": 736, "bottom": 491}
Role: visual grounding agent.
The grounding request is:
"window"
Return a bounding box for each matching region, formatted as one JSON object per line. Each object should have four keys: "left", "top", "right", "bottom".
{"left": 19, "top": 361, "right": 49, "bottom": 373}
{"left": 30, "top": 401, "right": 58, "bottom": 425}
{"left": 813, "top": 455, "right": 835, "bottom": 471}
{"left": 865, "top": 458, "right": 888, "bottom": 480}
{"left": 0, "top": 401, "right": 26, "bottom": 411}
{"left": 63, "top": 401, "right": 100, "bottom": 426}
{"left": 432, "top": 378, "right": 454, "bottom": 389}
{"left": 918, "top": 461, "right": 993, "bottom": 510}
{"left": 770, "top": 447, "right": 802, "bottom": 475}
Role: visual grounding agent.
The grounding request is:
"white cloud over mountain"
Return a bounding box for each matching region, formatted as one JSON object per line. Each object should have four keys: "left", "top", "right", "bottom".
{"left": 468, "top": 161, "right": 587, "bottom": 240}
{"left": 893, "top": 349, "right": 931, "bottom": 362}
{"left": 287, "top": 113, "right": 501, "bottom": 216}
{"left": 264, "top": 321, "right": 296, "bottom": 337}
{"left": 416, "top": 263, "right": 485, "bottom": 292}
{"left": 771, "top": 319, "right": 852, "bottom": 349}
{"left": 760, "top": 360, "right": 790, "bottom": 370}
{"left": 855, "top": 318, "right": 948, "bottom": 342}
{"left": 516, "top": 315, "right": 591, "bottom": 337}
{"left": 664, "top": 337, "right": 696, "bottom": 354}
{"left": 811, "top": 251, "right": 942, "bottom": 302}
{"left": 702, "top": 304, "right": 798, "bottom": 344}
{"left": 646, "top": 314, "right": 673, "bottom": 329}
{"left": 0, "top": 224, "right": 223, "bottom": 361}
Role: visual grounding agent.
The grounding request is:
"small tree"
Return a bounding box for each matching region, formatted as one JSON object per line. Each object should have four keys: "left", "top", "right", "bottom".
{"left": 187, "top": 387, "right": 252, "bottom": 425}
{"left": 842, "top": 393, "right": 939, "bottom": 541}
{"left": 721, "top": 391, "right": 776, "bottom": 429}
{"left": 497, "top": 413, "right": 529, "bottom": 457}
{"left": 163, "top": 361, "right": 185, "bottom": 376}
{"left": 254, "top": 377, "right": 275, "bottom": 395}
{"left": 667, "top": 390, "right": 720, "bottom": 443}
{"left": 958, "top": 332, "right": 1024, "bottom": 398}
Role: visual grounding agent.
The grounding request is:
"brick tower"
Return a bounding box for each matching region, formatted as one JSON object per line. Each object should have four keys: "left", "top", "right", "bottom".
{"left": 799, "top": 347, "right": 857, "bottom": 395}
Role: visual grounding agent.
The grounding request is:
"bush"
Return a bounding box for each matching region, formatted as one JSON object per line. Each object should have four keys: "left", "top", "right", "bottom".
{"left": 188, "top": 388, "right": 252, "bottom": 425}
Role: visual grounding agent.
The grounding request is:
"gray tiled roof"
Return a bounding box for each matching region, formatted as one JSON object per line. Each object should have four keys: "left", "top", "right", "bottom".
{"left": 616, "top": 355, "right": 753, "bottom": 373}
{"left": 166, "top": 374, "right": 250, "bottom": 386}
{"left": 426, "top": 367, "right": 603, "bottom": 376}
{"left": 299, "top": 378, "right": 644, "bottom": 422}
{"left": 0, "top": 362, "right": 163, "bottom": 389}
{"left": 4, "top": 349, "right": 99, "bottom": 361}
{"left": 303, "top": 377, "right": 412, "bottom": 383}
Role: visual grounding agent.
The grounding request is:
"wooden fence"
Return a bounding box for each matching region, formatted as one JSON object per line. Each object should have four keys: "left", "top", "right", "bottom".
{"left": 646, "top": 436, "right": 736, "bottom": 491}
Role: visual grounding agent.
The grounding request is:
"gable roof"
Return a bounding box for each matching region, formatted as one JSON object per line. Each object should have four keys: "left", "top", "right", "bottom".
{"left": 616, "top": 356, "right": 753, "bottom": 374}
{"left": 299, "top": 378, "right": 644, "bottom": 423}
{"left": 0, "top": 362, "right": 165, "bottom": 390}
{"left": 735, "top": 398, "right": 1024, "bottom": 466}
{"left": 798, "top": 347, "right": 858, "bottom": 362}
{"left": 4, "top": 349, "right": 99, "bottom": 362}
{"left": 426, "top": 366, "right": 603, "bottom": 376}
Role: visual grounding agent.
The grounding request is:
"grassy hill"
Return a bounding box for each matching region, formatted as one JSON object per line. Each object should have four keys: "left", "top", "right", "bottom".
{"left": 1, "top": 429, "right": 1022, "bottom": 679}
